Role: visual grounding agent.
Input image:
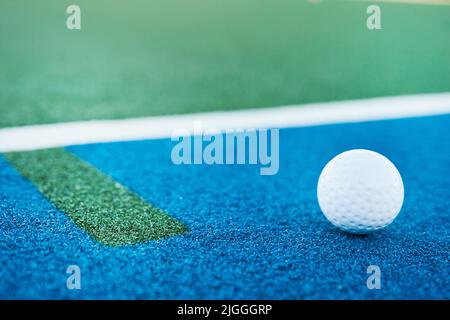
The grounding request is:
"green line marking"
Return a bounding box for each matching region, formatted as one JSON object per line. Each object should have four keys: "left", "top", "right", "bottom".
{"left": 5, "top": 148, "right": 188, "bottom": 246}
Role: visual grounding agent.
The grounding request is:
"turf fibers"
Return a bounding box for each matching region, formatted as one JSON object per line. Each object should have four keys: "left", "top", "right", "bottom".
{"left": 5, "top": 148, "right": 187, "bottom": 246}
{"left": 1, "top": 115, "right": 448, "bottom": 299}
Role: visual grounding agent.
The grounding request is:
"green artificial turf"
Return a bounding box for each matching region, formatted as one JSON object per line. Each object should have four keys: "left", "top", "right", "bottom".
{"left": 5, "top": 148, "right": 188, "bottom": 246}
{"left": 0, "top": 0, "right": 449, "bottom": 128}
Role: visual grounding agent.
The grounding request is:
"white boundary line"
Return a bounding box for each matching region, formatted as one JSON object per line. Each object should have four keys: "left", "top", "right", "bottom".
{"left": 1, "top": 93, "right": 450, "bottom": 152}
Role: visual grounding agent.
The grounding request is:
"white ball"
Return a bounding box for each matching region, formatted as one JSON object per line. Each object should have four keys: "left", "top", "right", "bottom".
{"left": 317, "top": 149, "right": 404, "bottom": 234}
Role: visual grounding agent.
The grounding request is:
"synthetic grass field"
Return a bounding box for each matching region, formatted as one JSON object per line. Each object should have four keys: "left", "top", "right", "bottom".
{"left": 2, "top": 0, "right": 450, "bottom": 126}
{"left": 0, "top": 0, "right": 449, "bottom": 299}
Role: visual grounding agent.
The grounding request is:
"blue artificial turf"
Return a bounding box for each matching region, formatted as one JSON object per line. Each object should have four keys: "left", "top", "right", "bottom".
{"left": 0, "top": 114, "right": 449, "bottom": 299}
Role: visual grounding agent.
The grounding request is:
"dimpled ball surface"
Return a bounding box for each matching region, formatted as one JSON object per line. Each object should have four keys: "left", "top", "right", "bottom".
{"left": 317, "top": 149, "right": 404, "bottom": 234}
